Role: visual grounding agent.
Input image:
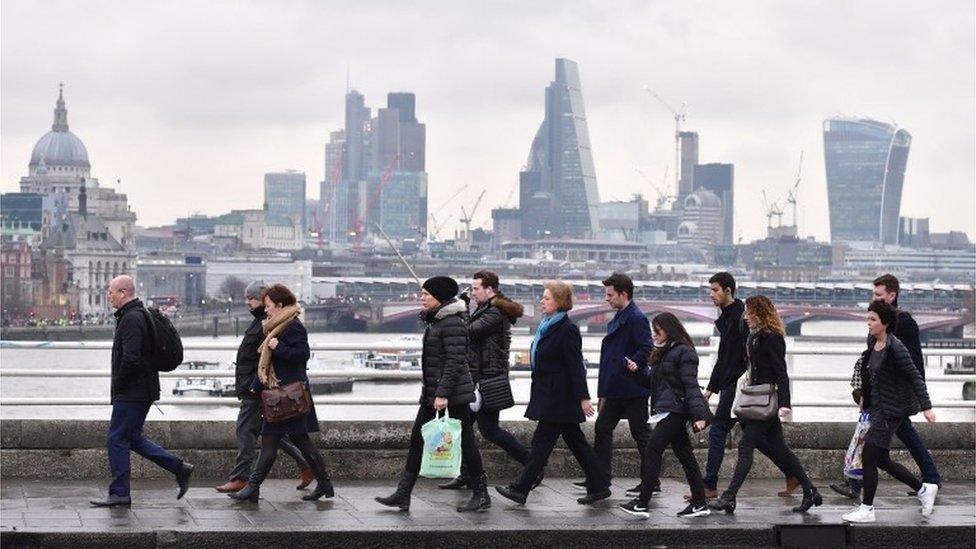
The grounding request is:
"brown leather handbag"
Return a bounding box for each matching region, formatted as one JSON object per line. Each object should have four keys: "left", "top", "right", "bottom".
{"left": 260, "top": 381, "right": 312, "bottom": 424}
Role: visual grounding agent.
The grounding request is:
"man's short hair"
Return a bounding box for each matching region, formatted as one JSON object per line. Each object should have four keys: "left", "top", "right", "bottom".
{"left": 472, "top": 270, "right": 500, "bottom": 291}
{"left": 602, "top": 272, "right": 634, "bottom": 299}
{"left": 709, "top": 272, "right": 736, "bottom": 296}
{"left": 873, "top": 274, "right": 900, "bottom": 296}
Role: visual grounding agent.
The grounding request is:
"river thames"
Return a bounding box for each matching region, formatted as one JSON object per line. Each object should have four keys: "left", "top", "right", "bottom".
{"left": 1, "top": 320, "right": 972, "bottom": 422}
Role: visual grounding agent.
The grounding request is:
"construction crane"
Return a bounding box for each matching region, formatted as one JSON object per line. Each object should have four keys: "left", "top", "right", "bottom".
{"left": 785, "top": 150, "right": 804, "bottom": 228}
{"left": 457, "top": 189, "right": 486, "bottom": 251}
{"left": 353, "top": 154, "right": 399, "bottom": 255}
{"left": 644, "top": 87, "right": 687, "bottom": 194}
{"left": 635, "top": 166, "right": 673, "bottom": 211}
{"left": 428, "top": 184, "right": 468, "bottom": 238}
{"left": 428, "top": 212, "right": 453, "bottom": 241}
{"left": 762, "top": 190, "right": 785, "bottom": 230}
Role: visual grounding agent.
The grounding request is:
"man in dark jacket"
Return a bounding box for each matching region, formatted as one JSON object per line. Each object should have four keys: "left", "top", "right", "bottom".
{"left": 91, "top": 275, "right": 194, "bottom": 507}
{"left": 215, "top": 280, "right": 313, "bottom": 493}
{"left": 702, "top": 272, "right": 798, "bottom": 498}
{"left": 440, "top": 271, "right": 530, "bottom": 490}
{"left": 832, "top": 274, "right": 941, "bottom": 499}
{"left": 588, "top": 273, "right": 652, "bottom": 496}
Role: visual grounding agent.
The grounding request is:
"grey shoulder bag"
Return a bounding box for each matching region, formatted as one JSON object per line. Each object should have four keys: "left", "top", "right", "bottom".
{"left": 732, "top": 343, "right": 778, "bottom": 421}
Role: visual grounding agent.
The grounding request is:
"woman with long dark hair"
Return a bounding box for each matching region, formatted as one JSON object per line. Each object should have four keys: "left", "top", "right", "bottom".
{"left": 619, "top": 312, "right": 711, "bottom": 519}
{"left": 842, "top": 300, "right": 937, "bottom": 523}
{"left": 229, "top": 284, "right": 334, "bottom": 502}
{"left": 708, "top": 295, "right": 822, "bottom": 514}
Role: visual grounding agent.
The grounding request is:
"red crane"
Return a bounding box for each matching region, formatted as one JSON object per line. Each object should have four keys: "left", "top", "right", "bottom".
{"left": 354, "top": 154, "right": 399, "bottom": 255}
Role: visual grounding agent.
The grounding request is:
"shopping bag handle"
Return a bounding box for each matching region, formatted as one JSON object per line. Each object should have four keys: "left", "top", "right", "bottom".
{"left": 436, "top": 407, "right": 451, "bottom": 421}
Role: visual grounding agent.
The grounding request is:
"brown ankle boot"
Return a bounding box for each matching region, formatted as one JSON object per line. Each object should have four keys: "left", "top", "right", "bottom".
{"left": 778, "top": 477, "right": 801, "bottom": 497}
{"left": 216, "top": 478, "right": 247, "bottom": 493}
{"left": 297, "top": 468, "right": 315, "bottom": 490}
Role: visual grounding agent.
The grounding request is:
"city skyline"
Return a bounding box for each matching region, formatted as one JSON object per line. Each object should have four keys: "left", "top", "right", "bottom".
{"left": 1, "top": 1, "right": 973, "bottom": 243}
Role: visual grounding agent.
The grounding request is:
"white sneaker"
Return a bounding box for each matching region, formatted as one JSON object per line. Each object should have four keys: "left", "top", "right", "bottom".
{"left": 842, "top": 504, "right": 876, "bottom": 523}
{"left": 917, "top": 483, "right": 938, "bottom": 516}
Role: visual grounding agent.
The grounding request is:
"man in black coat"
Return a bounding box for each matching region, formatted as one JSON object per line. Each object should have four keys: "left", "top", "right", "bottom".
{"left": 90, "top": 275, "right": 194, "bottom": 507}
{"left": 832, "top": 274, "right": 941, "bottom": 499}
{"left": 215, "top": 280, "right": 313, "bottom": 493}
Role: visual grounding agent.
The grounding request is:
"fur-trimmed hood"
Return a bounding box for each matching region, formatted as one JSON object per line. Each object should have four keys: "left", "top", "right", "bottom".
{"left": 421, "top": 298, "right": 468, "bottom": 323}
{"left": 492, "top": 294, "right": 524, "bottom": 323}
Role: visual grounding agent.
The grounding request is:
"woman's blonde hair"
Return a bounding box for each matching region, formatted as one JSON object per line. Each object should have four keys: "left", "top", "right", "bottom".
{"left": 544, "top": 280, "right": 574, "bottom": 312}
{"left": 745, "top": 295, "right": 785, "bottom": 336}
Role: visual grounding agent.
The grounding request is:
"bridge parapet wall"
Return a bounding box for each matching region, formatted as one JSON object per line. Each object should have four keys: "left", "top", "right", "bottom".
{"left": 2, "top": 419, "right": 972, "bottom": 481}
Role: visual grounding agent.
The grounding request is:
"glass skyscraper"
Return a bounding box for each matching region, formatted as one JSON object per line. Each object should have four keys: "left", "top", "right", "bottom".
{"left": 823, "top": 117, "right": 911, "bottom": 244}
{"left": 519, "top": 58, "right": 600, "bottom": 239}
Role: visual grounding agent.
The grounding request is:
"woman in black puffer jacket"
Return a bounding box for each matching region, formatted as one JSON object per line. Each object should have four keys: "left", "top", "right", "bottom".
{"left": 376, "top": 276, "right": 488, "bottom": 513}
{"left": 620, "top": 313, "right": 711, "bottom": 519}
{"left": 842, "top": 300, "right": 936, "bottom": 524}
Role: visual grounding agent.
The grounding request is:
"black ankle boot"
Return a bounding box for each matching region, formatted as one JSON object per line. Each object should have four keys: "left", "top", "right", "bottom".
{"left": 439, "top": 476, "right": 469, "bottom": 490}
{"left": 457, "top": 473, "right": 491, "bottom": 512}
{"left": 302, "top": 450, "right": 335, "bottom": 501}
{"left": 708, "top": 494, "right": 736, "bottom": 514}
{"left": 228, "top": 483, "right": 259, "bottom": 502}
{"left": 375, "top": 471, "right": 417, "bottom": 511}
{"left": 792, "top": 487, "right": 823, "bottom": 513}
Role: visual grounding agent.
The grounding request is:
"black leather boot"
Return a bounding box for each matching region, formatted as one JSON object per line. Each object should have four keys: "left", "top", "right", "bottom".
{"left": 439, "top": 476, "right": 469, "bottom": 490}
{"left": 457, "top": 473, "right": 491, "bottom": 512}
{"left": 228, "top": 483, "right": 260, "bottom": 502}
{"left": 302, "top": 450, "right": 335, "bottom": 501}
{"left": 375, "top": 471, "right": 417, "bottom": 511}
{"left": 792, "top": 487, "right": 823, "bottom": 513}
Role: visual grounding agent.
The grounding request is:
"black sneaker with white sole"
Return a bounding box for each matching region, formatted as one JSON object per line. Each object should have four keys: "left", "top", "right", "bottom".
{"left": 677, "top": 503, "right": 711, "bottom": 518}
{"left": 619, "top": 498, "right": 649, "bottom": 518}
{"left": 572, "top": 480, "right": 588, "bottom": 492}
{"left": 625, "top": 484, "right": 659, "bottom": 497}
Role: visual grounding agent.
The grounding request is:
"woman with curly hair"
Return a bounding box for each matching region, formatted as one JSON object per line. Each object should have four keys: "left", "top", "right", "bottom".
{"left": 708, "top": 295, "right": 822, "bottom": 514}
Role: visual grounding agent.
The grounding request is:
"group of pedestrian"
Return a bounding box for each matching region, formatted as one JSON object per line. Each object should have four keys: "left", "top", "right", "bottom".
{"left": 91, "top": 269, "right": 940, "bottom": 524}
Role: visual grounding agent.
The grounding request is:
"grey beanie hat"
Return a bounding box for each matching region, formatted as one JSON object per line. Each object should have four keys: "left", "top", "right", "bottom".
{"left": 244, "top": 280, "right": 268, "bottom": 300}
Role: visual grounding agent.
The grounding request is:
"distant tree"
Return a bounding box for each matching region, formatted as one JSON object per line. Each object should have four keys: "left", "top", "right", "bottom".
{"left": 219, "top": 275, "right": 247, "bottom": 300}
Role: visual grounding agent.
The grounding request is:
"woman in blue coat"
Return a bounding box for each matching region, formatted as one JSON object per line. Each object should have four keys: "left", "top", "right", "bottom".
{"left": 495, "top": 281, "right": 611, "bottom": 506}
{"left": 230, "top": 284, "right": 334, "bottom": 502}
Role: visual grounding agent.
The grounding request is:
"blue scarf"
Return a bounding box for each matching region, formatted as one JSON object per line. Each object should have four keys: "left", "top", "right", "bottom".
{"left": 530, "top": 312, "right": 567, "bottom": 369}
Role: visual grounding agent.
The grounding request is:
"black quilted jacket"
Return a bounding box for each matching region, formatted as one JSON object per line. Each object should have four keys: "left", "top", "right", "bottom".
{"left": 859, "top": 334, "right": 932, "bottom": 419}
{"left": 467, "top": 294, "right": 524, "bottom": 383}
{"left": 419, "top": 299, "right": 476, "bottom": 406}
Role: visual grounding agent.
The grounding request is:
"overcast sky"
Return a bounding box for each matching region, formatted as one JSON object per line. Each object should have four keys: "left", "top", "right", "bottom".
{"left": 2, "top": 0, "right": 973, "bottom": 242}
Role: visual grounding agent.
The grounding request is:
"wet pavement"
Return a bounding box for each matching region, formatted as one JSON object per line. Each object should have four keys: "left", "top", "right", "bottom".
{"left": 1, "top": 477, "right": 973, "bottom": 547}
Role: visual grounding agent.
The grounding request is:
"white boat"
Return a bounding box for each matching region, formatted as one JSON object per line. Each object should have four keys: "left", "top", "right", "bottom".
{"left": 352, "top": 350, "right": 422, "bottom": 370}
{"left": 172, "top": 360, "right": 228, "bottom": 396}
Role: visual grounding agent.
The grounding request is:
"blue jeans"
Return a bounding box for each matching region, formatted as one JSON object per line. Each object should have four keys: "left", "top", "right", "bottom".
{"left": 848, "top": 418, "right": 940, "bottom": 493}
{"left": 108, "top": 402, "right": 183, "bottom": 497}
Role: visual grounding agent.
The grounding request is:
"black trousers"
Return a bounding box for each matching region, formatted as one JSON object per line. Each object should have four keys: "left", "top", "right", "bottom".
{"left": 514, "top": 420, "right": 609, "bottom": 494}
{"left": 228, "top": 397, "right": 309, "bottom": 481}
{"left": 724, "top": 417, "right": 812, "bottom": 498}
{"left": 404, "top": 403, "right": 484, "bottom": 478}
{"left": 248, "top": 433, "right": 326, "bottom": 486}
{"left": 593, "top": 396, "right": 650, "bottom": 480}
{"left": 639, "top": 413, "right": 706, "bottom": 506}
{"left": 861, "top": 417, "right": 923, "bottom": 506}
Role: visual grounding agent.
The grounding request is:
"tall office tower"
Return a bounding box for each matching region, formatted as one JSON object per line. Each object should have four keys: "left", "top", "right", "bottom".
{"left": 518, "top": 58, "right": 601, "bottom": 239}
{"left": 823, "top": 117, "right": 911, "bottom": 244}
{"left": 693, "top": 163, "right": 734, "bottom": 244}
{"left": 264, "top": 171, "right": 307, "bottom": 241}
{"left": 678, "top": 131, "right": 699, "bottom": 200}
{"left": 341, "top": 91, "right": 371, "bottom": 238}
{"left": 389, "top": 93, "right": 426, "bottom": 172}
{"left": 321, "top": 130, "right": 345, "bottom": 242}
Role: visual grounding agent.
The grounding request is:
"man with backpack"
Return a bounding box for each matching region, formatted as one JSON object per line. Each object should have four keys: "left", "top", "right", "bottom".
{"left": 90, "top": 275, "right": 194, "bottom": 507}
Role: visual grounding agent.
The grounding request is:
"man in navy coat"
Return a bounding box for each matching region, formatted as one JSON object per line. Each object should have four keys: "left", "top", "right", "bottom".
{"left": 584, "top": 272, "right": 653, "bottom": 496}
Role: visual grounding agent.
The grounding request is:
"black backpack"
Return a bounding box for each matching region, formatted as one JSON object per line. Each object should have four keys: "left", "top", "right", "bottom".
{"left": 141, "top": 306, "right": 184, "bottom": 372}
